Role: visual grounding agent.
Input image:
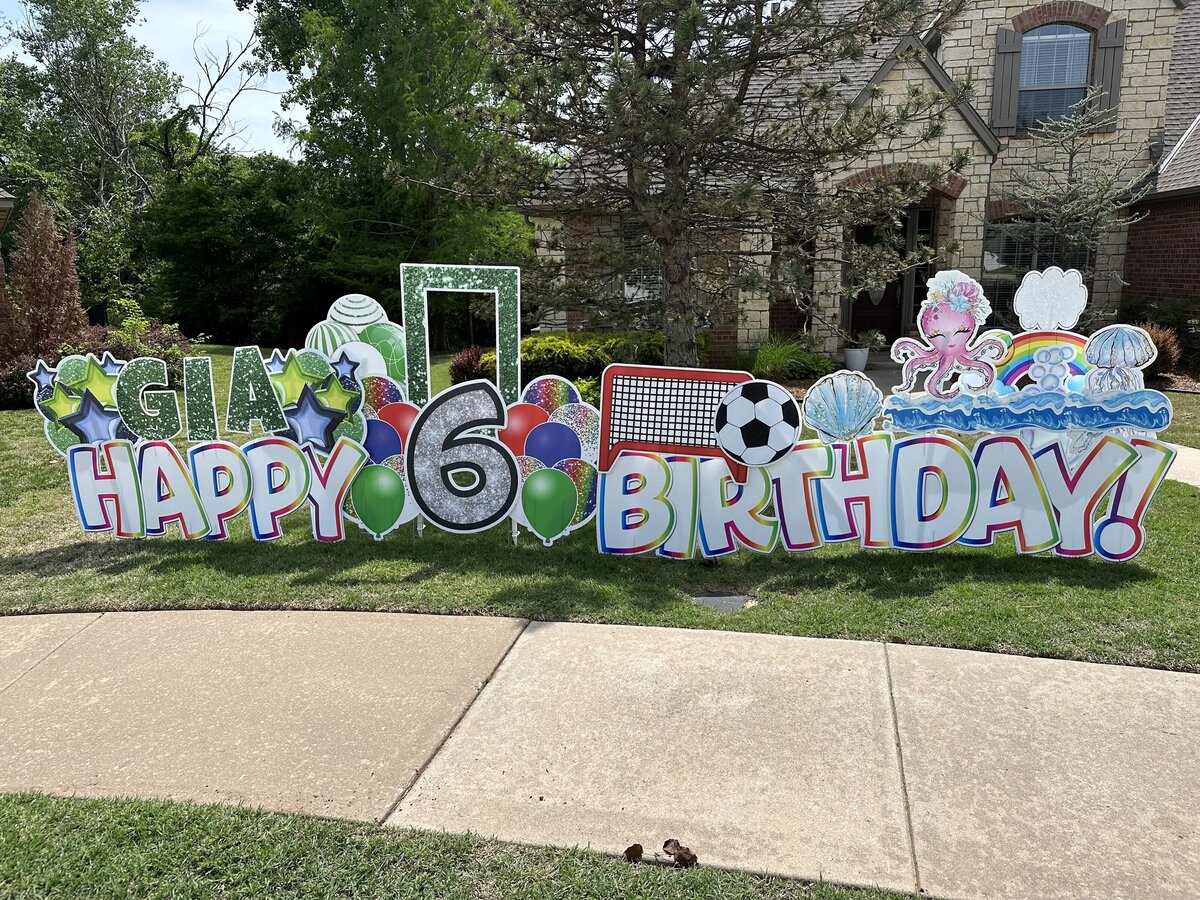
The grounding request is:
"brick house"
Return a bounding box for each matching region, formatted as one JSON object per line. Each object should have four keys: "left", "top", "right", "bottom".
{"left": 1122, "top": 2, "right": 1199, "bottom": 329}
{"left": 533, "top": 0, "right": 1193, "bottom": 362}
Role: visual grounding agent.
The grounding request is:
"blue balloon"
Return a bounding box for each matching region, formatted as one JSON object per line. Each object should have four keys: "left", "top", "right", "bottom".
{"left": 524, "top": 421, "right": 582, "bottom": 467}
{"left": 363, "top": 417, "right": 403, "bottom": 464}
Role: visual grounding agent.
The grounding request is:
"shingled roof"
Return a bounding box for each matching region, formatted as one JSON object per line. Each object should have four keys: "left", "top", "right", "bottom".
{"left": 1164, "top": 2, "right": 1200, "bottom": 152}
{"left": 1158, "top": 113, "right": 1200, "bottom": 194}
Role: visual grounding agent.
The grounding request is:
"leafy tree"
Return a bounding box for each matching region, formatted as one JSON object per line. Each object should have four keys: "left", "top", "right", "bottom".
{"left": 239, "top": 0, "right": 534, "bottom": 313}
{"left": 994, "top": 89, "right": 1154, "bottom": 293}
{"left": 4, "top": 192, "right": 86, "bottom": 357}
{"left": 479, "top": 0, "right": 970, "bottom": 364}
{"left": 139, "top": 154, "right": 321, "bottom": 344}
{"left": 14, "top": 0, "right": 178, "bottom": 210}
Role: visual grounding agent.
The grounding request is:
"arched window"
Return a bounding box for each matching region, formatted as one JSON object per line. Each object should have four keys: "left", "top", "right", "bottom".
{"left": 1017, "top": 24, "right": 1092, "bottom": 129}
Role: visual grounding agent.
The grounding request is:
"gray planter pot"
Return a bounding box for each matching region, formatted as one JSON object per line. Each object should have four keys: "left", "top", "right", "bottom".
{"left": 844, "top": 348, "right": 870, "bottom": 372}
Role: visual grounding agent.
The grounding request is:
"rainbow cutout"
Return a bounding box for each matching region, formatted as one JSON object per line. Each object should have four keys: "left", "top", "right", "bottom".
{"left": 995, "top": 330, "right": 1091, "bottom": 388}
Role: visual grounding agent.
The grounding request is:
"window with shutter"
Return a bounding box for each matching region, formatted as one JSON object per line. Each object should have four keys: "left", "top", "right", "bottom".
{"left": 1017, "top": 24, "right": 1092, "bottom": 129}
{"left": 992, "top": 27, "right": 1023, "bottom": 135}
{"left": 991, "top": 10, "right": 1128, "bottom": 137}
{"left": 1092, "top": 20, "right": 1127, "bottom": 132}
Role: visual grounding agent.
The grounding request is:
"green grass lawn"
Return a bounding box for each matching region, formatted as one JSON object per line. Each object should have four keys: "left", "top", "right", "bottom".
{"left": 0, "top": 794, "right": 901, "bottom": 900}
{"left": 4, "top": 347, "right": 1199, "bottom": 671}
{"left": 1161, "top": 390, "right": 1200, "bottom": 449}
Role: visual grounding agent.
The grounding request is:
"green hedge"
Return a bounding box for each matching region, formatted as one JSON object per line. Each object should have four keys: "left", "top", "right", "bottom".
{"left": 473, "top": 330, "right": 711, "bottom": 387}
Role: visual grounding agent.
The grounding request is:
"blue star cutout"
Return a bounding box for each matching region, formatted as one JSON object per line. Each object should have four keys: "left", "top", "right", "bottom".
{"left": 60, "top": 390, "right": 123, "bottom": 444}
{"left": 265, "top": 349, "right": 287, "bottom": 375}
{"left": 283, "top": 384, "right": 344, "bottom": 453}
{"left": 330, "top": 350, "right": 360, "bottom": 380}
{"left": 99, "top": 351, "right": 124, "bottom": 376}
{"left": 26, "top": 360, "right": 58, "bottom": 391}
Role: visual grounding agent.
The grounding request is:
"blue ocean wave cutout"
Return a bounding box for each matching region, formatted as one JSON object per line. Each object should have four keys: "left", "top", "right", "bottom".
{"left": 883, "top": 389, "right": 1173, "bottom": 434}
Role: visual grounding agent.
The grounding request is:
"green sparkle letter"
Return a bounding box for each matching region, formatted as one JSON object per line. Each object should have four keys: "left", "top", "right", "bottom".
{"left": 184, "top": 356, "right": 220, "bottom": 441}
{"left": 226, "top": 346, "right": 288, "bottom": 434}
{"left": 115, "top": 357, "right": 183, "bottom": 441}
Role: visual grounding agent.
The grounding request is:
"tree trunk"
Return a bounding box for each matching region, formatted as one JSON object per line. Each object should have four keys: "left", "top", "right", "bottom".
{"left": 661, "top": 234, "right": 699, "bottom": 367}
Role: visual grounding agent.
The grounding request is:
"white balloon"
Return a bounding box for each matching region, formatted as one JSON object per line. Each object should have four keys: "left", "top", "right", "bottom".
{"left": 336, "top": 341, "right": 388, "bottom": 379}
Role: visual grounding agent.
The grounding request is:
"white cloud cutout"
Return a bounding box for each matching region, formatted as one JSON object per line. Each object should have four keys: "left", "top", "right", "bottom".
{"left": 1012, "top": 267, "right": 1089, "bottom": 332}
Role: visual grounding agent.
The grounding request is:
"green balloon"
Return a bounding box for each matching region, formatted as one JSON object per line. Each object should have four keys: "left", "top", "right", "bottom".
{"left": 350, "top": 464, "right": 406, "bottom": 540}
{"left": 521, "top": 468, "right": 578, "bottom": 546}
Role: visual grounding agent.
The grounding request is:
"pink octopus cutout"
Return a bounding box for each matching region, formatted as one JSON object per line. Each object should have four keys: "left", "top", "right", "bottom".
{"left": 891, "top": 271, "right": 1009, "bottom": 399}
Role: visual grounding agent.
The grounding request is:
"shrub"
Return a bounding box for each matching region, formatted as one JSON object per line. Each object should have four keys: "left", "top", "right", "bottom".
{"left": 2, "top": 305, "right": 194, "bottom": 410}
{"left": 1137, "top": 322, "right": 1182, "bottom": 378}
{"left": 575, "top": 376, "right": 600, "bottom": 407}
{"left": 449, "top": 346, "right": 490, "bottom": 384}
{"left": 744, "top": 333, "right": 835, "bottom": 381}
{"left": 0, "top": 354, "right": 38, "bottom": 410}
{"left": 455, "top": 330, "right": 701, "bottom": 391}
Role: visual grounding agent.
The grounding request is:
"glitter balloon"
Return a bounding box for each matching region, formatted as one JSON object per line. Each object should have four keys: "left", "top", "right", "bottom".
{"left": 361, "top": 375, "right": 405, "bottom": 418}
{"left": 295, "top": 349, "right": 334, "bottom": 381}
{"left": 549, "top": 403, "right": 600, "bottom": 464}
{"left": 56, "top": 355, "right": 88, "bottom": 387}
{"left": 516, "top": 455, "right": 546, "bottom": 480}
{"left": 553, "top": 458, "right": 599, "bottom": 527}
{"left": 44, "top": 418, "right": 81, "bottom": 457}
{"left": 333, "top": 410, "right": 366, "bottom": 443}
{"left": 522, "top": 375, "right": 580, "bottom": 414}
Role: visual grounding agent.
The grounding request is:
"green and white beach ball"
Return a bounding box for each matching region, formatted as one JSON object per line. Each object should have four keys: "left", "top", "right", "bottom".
{"left": 359, "top": 321, "right": 407, "bottom": 383}
{"left": 306, "top": 320, "right": 357, "bottom": 359}
{"left": 328, "top": 294, "right": 387, "bottom": 332}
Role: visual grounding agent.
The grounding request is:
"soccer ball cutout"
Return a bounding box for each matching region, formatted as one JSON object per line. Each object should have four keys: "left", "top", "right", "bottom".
{"left": 714, "top": 380, "right": 801, "bottom": 467}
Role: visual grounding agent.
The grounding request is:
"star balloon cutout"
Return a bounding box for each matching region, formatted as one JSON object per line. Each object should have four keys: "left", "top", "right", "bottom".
{"left": 271, "top": 352, "right": 324, "bottom": 407}
{"left": 71, "top": 355, "right": 120, "bottom": 408}
{"left": 99, "top": 351, "right": 124, "bottom": 376}
{"left": 41, "top": 381, "right": 81, "bottom": 422}
{"left": 316, "top": 374, "right": 360, "bottom": 413}
{"left": 283, "top": 384, "right": 344, "bottom": 453}
{"left": 264, "top": 349, "right": 287, "bottom": 375}
{"left": 27, "top": 359, "right": 58, "bottom": 392}
{"left": 60, "top": 390, "right": 123, "bottom": 443}
{"left": 330, "top": 350, "right": 360, "bottom": 381}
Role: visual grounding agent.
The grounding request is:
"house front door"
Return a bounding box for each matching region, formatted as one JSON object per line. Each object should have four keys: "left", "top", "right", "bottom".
{"left": 849, "top": 206, "right": 937, "bottom": 342}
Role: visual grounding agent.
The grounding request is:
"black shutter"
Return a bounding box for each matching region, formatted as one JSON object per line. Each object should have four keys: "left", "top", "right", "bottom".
{"left": 991, "top": 27, "right": 1022, "bottom": 135}
{"left": 1092, "top": 20, "right": 1127, "bottom": 133}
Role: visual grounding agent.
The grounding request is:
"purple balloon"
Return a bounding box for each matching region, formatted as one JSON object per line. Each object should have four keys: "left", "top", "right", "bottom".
{"left": 364, "top": 417, "right": 403, "bottom": 464}
{"left": 524, "top": 421, "right": 582, "bottom": 467}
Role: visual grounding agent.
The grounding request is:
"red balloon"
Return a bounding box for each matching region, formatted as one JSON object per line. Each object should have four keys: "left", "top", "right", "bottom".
{"left": 376, "top": 402, "right": 420, "bottom": 448}
{"left": 500, "top": 403, "right": 549, "bottom": 457}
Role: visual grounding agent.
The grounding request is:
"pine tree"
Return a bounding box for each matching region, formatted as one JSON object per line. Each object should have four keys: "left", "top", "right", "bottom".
{"left": 8, "top": 192, "right": 86, "bottom": 358}
{"left": 995, "top": 89, "right": 1154, "bottom": 295}
{"left": 477, "top": 0, "right": 970, "bottom": 364}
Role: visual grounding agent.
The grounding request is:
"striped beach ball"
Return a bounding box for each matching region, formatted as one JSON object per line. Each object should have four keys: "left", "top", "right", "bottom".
{"left": 306, "top": 320, "right": 357, "bottom": 359}
{"left": 328, "top": 294, "right": 387, "bottom": 331}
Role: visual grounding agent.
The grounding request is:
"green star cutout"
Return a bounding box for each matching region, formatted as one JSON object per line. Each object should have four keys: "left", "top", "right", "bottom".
{"left": 72, "top": 356, "right": 119, "bottom": 408}
{"left": 316, "top": 376, "right": 359, "bottom": 413}
{"left": 270, "top": 353, "right": 323, "bottom": 408}
{"left": 41, "top": 382, "right": 81, "bottom": 422}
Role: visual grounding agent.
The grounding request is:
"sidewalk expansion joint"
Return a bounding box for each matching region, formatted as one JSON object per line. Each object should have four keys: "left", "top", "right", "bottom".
{"left": 883, "top": 642, "right": 923, "bottom": 896}
{"left": 374, "top": 617, "right": 532, "bottom": 825}
{"left": 0, "top": 612, "right": 106, "bottom": 698}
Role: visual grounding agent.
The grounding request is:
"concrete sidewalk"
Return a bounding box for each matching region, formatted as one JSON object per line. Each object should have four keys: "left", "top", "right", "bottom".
{"left": 1, "top": 611, "right": 1198, "bottom": 900}
{"left": 1167, "top": 442, "right": 1200, "bottom": 489}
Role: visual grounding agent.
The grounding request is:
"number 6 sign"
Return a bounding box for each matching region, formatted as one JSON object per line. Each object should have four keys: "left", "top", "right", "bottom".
{"left": 405, "top": 381, "right": 519, "bottom": 532}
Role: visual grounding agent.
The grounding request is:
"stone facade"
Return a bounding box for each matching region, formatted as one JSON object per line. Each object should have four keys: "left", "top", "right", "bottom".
{"left": 806, "top": 0, "right": 1188, "bottom": 355}
{"left": 534, "top": 0, "right": 1190, "bottom": 359}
